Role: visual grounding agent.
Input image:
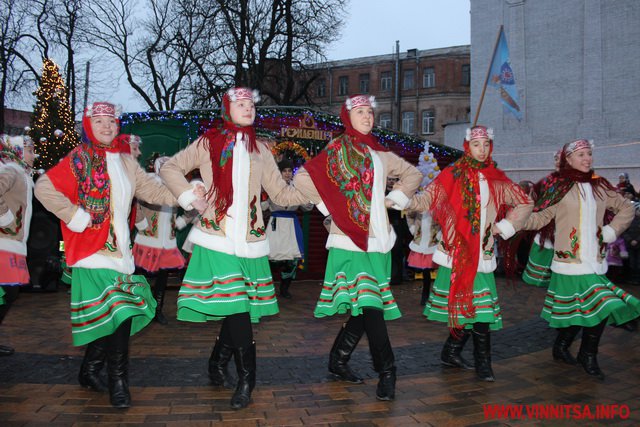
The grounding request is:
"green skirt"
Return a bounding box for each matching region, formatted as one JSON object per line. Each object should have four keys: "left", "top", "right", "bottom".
{"left": 60, "top": 255, "right": 72, "bottom": 285}
{"left": 70, "top": 268, "right": 156, "bottom": 347}
{"left": 424, "top": 266, "right": 503, "bottom": 330}
{"left": 522, "top": 242, "right": 553, "bottom": 287}
{"left": 0, "top": 286, "right": 5, "bottom": 305}
{"left": 541, "top": 273, "right": 640, "bottom": 328}
{"left": 314, "top": 248, "right": 401, "bottom": 321}
{"left": 177, "top": 245, "right": 278, "bottom": 323}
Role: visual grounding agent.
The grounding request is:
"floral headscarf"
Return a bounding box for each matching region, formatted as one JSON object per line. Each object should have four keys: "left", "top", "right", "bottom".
{"left": 200, "top": 87, "right": 259, "bottom": 222}
{"left": 45, "top": 102, "right": 129, "bottom": 264}
{"left": 304, "top": 95, "right": 388, "bottom": 250}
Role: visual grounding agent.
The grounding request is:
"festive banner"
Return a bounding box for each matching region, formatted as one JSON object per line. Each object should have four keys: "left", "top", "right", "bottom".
{"left": 488, "top": 28, "right": 522, "bottom": 120}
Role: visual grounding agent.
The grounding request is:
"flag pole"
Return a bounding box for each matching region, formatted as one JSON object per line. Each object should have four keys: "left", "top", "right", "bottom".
{"left": 472, "top": 25, "right": 504, "bottom": 127}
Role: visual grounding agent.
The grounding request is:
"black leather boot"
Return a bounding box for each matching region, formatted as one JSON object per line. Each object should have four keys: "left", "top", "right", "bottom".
{"left": 154, "top": 273, "right": 168, "bottom": 325}
{"left": 328, "top": 324, "right": 364, "bottom": 384}
{"left": 107, "top": 321, "right": 132, "bottom": 408}
{"left": 577, "top": 321, "right": 606, "bottom": 380}
{"left": 472, "top": 330, "right": 495, "bottom": 382}
{"left": 0, "top": 345, "right": 14, "bottom": 356}
{"left": 370, "top": 339, "right": 396, "bottom": 401}
{"left": 552, "top": 326, "right": 580, "bottom": 365}
{"left": 78, "top": 337, "right": 108, "bottom": 392}
{"left": 230, "top": 342, "right": 256, "bottom": 410}
{"left": 280, "top": 277, "right": 292, "bottom": 299}
{"left": 441, "top": 329, "right": 474, "bottom": 370}
{"left": 208, "top": 337, "right": 235, "bottom": 388}
{"left": 0, "top": 295, "right": 15, "bottom": 356}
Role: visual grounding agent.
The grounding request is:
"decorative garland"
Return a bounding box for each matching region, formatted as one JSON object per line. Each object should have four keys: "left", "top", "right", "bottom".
{"left": 272, "top": 141, "right": 312, "bottom": 162}
{"left": 119, "top": 106, "right": 462, "bottom": 167}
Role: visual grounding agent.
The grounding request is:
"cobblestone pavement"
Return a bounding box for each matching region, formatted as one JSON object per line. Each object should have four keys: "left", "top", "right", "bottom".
{"left": 1, "top": 277, "right": 639, "bottom": 425}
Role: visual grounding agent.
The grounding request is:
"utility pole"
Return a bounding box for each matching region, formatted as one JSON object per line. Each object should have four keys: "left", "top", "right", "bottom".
{"left": 82, "top": 62, "right": 90, "bottom": 111}
{"left": 394, "top": 40, "right": 400, "bottom": 131}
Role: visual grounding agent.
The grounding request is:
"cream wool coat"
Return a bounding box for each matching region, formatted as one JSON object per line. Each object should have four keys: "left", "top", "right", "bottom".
{"left": 293, "top": 148, "right": 422, "bottom": 253}
{"left": 523, "top": 183, "right": 634, "bottom": 275}
{"left": 0, "top": 163, "right": 33, "bottom": 256}
{"left": 35, "top": 152, "right": 177, "bottom": 273}
{"left": 159, "top": 134, "right": 312, "bottom": 258}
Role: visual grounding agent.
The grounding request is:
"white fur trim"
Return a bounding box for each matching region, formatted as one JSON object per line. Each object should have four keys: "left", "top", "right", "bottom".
{"left": 135, "top": 218, "right": 149, "bottom": 231}
{"left": 601, "top": 225, "right": 616, "bottom": 244}
{"left": 324, "top": 150, "right": 395, "bottom": 253}
{"left": 466, "top": 127, "right": 494, "bottom": 141}
{"left": 0, "top": 209, "right": 14, "bottom": 227}
{"left": 67, "top": 208, "right": 91, "bottom": 232}
{"left": 316, "top": 201, "right": 330, "bottom": 216}
{"left": 345, "top": 95, "right": 377, "bottom": 111}
{"left": 495, "top": 219, "right": 516, "bottom": 240}
{"left": 175, "top": 215, "right": 187, "bottom": 230}
{"left": 187, "top": 226, "right": 270, "bottom": 258}
{"left": 432, "top": 248, "right": 497, "bottom": 272}
{"left": 227, "top": 88, "right": 260, "bottom": 103}
{"left": 385, "top": 189, "right": 410, "bottom": 210}
{"left": 178, "top": 189, "right": 198, "bottom": 210}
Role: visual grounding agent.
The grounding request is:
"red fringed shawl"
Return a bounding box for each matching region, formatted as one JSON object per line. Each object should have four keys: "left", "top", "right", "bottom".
{"left": 428, "top": 154, "right": 529, "bottom": 328}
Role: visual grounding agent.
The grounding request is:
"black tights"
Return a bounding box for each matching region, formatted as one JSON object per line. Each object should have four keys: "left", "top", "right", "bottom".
{"left": 219, "top": 312, "right": 253, "bottom": 348}
{"left": 154, "top": 270, "right": 169, "bottom": 296}
{"left": 584, "top": 319, "right": 607, "bottom": 337}
{"left": 107, "top": 318, "right": 132, "bottom": 352}
{"left": 343, "top": 308, "right": 389, "bottom": 349}
{"left": 473, "top": 322, "right": 489, "bottom": 334}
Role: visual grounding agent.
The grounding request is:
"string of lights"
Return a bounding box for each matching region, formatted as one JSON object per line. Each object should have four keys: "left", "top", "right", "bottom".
{"left": 29, "top": 59, "right": 80, "bottom": 170}
{"left": 120, "top": 106, "right": 462, "bottom": 167}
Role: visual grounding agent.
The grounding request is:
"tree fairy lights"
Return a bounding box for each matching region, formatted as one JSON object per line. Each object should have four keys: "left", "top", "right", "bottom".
{"left": 29, "top": 59, "right": 80, "bottom": 170}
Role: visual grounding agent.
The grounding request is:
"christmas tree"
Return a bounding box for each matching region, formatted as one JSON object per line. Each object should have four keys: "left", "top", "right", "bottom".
{"left": 416, "top": 140, "right": 441, "bottom": 190}
{"left": 29, "top": 58, "right": 80, "bottom": 170}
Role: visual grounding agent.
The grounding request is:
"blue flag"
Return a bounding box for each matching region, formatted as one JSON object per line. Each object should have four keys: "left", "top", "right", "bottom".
{"left": 488, "top": 28, "right": 522, "bottom": 120}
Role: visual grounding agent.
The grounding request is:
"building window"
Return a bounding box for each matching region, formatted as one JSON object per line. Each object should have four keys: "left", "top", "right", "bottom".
{"left": 316, "top": 78, "right": 326, "bottom": 97}
{"left": 403, "top": 69, "right": 414, "bottom": 90}
{"left": 338, "top": 76, "right": 349, "bottom": 96}
{"left": 379, "top": 113, "right": 392, "bottom": 128}
{"left": 461, "top": 64, "right": 470, "bottom": 86}
{"left": 380, "top": 71, "right": 392, "bottom": 91}
{"left": 423, "top": 67, "right": 435, "bottom": 88}
{"left": 359, "top": 73, "right": 370, "bottom": 94}
{"left": 422, "top": 110, "right": 435, "bottom": 134}
{"left": 402, "top": 111, "right": 414, "bottom": 134}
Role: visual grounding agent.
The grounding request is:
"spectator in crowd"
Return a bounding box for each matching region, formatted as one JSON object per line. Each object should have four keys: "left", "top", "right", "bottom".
{"left": 617, "top": 173, "right": 636, "bottom": 198}
{"left": 387, "top": 175, "right": 411, "bottom": 285}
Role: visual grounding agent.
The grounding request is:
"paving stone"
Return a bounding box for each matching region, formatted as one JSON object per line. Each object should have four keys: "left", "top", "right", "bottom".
{"left": 0, "top": 278, "right": 638, "bottom": 425}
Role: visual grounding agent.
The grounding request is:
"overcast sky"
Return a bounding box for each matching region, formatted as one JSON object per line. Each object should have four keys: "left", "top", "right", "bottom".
{"left": 326, "top": 0, "right": 470, "bottom": 61}
{"left": 108, "top": 0, "right": 471, "bottom": 111}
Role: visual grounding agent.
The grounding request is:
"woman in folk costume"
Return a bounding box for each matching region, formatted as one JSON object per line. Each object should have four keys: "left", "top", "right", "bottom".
{"left": 522, "top": 149, "right": 562, "bottom": 287}
{"left": 522, "top": 139, "right": 638, "bottom": 379}
{"left": 293, "top": 95, "right": 422, "bottom": 401}
{"left": 263, "top": 158, "right": 313, "bottom": 299}
{"left": 132, "top": 155, "right": 188, "bottom": 324}
{"left": 34, "top": 102, "right": 181, "bottom": 408}
{"left": 409, "top": 126, "right": 532, "bottom": 382}
{"left": 0, "top": 134, "right": 37, "bottom": 357}
{"left": 159, "top": 87, "right": 311, "bottom": 409}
